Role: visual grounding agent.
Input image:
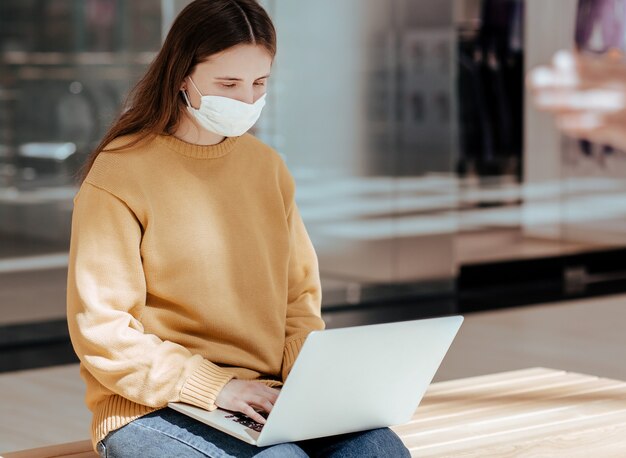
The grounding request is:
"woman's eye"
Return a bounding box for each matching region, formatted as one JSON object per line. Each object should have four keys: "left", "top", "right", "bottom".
{"left": 219, "top": 81, "right": 266, "bottom": 88}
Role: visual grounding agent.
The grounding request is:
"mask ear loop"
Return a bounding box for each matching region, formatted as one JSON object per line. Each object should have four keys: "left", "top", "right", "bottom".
{"left": 181, "top": 76, "right": 202, "bottom": 108}
{"left": 187, "top": 76, "right": 203, "bottom": 96}
{"left": 181, "top": 88, "right": 193, "bottom": 108}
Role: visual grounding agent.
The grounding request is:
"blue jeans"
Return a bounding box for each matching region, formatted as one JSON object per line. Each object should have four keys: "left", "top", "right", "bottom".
{"left": 96, "top": 407, "right": 411, "bottom": 457}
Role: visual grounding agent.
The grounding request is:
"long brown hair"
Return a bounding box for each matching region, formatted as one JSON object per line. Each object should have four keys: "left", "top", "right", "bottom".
{"left": 76, "top": 0, "right": 276, "bottom": 184}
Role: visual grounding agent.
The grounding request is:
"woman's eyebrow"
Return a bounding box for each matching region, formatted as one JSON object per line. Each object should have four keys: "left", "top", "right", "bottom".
{"left": 214, "top": 74, "right": 271, "bottom": 81}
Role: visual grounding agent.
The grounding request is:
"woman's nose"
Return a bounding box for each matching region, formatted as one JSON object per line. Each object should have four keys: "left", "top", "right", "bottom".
{"left": 238, "top": 87, "right": 264, "bottom": 104}
{"left": 232, "top": 90, "right": 254, "bottom": 104}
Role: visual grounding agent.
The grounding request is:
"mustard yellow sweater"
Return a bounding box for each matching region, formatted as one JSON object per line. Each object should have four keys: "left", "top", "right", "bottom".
{"left": 66, "top": 132, "right": 325, "bottom": 450}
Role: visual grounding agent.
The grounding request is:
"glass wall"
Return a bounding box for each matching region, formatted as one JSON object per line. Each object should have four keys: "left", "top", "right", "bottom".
{"left": 523, "top": 0, "right": 626, "bottom": 263}
{"left": 0, "top": 0, "right": 162, "bottom": 328}
{"left": 1, "top": 0, "right": 460, "bottom": 337}
{"left": 5, "top": 0, "right": 624, "bottom": 367}
{"left": 258, "top": 0, "right": 458, "bottom": 307}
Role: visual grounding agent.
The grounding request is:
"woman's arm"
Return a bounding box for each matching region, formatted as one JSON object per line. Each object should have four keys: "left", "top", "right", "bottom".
{"left": 278, "top": 165, "right": 326, "bottom": 382}
{"left": 66, "top": 181, "right": 235, "bottom": 410}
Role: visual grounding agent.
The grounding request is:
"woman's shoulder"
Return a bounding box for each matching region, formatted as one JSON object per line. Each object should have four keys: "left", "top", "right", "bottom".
{"left": 240, "top": 132, "right": 285, "bottom": 165}
{"left": 240, "top": 132, "right": 294, "bottom": 182}
{"left": 83, "top": 133, "right": 156, "bottom": 195}
{"left": 99, "top": 133, "right": 155, "bottom": 161}
{"left": 240, "top": 133, "right": 296, "bottom": 200}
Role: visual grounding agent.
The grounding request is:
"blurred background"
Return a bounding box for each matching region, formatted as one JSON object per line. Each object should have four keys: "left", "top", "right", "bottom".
{"left": 2, "top": 0, "right": 626, "bottom": 401}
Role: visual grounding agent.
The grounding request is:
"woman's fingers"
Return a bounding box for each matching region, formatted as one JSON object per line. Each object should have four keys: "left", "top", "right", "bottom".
{"left": 248, "top": 395, "right": 274, "bottom": 414}
{"left": 237, "top": 401, "right": 268, "bottom": 424}
{"left": 215, "top": 379, "right": 282, "bottom": 425}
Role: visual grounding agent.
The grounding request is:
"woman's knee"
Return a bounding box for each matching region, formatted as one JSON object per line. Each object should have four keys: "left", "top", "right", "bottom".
{"left": 300, "top": 427, "right": 410, "bottom": 457}
{"left": 256, "top": 442, "right": 309, "bottom": 457}
{"left": 367, "top": 428, "right": 410, "bottom": 457}
{"left": 340, "top": 427, "right": 410, "bottom": 457}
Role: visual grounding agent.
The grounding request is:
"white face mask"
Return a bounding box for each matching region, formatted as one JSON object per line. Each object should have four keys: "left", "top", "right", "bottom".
{"left": 181, "top": 77, "right": 266, "bottom": 137}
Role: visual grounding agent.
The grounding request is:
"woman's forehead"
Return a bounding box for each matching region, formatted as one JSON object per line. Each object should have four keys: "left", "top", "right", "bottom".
{"left": 197, "top": 44, "right": 273, "bottom": 74}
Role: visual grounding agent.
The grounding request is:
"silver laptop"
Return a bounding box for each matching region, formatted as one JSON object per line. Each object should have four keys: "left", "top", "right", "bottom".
{"left": 168, "top": 315, "right": 463, "bottom": 447}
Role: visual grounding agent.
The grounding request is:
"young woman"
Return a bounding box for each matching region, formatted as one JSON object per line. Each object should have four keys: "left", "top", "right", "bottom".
{"left": 66, "top": 1, "right": 411, "bottom": 456}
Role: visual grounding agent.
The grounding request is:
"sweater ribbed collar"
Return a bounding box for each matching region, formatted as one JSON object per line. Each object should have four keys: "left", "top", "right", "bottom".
{"left": 156, "top": 133, "right": 240, "bottom": 159}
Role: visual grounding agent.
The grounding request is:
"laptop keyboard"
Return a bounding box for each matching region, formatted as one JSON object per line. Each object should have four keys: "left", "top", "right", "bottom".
{"left": 224, "top": 410, "right": 269, "bottom": 432}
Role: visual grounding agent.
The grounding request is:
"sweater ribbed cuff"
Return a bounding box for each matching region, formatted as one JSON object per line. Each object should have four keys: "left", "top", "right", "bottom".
{"left": 281, "top": 336, "right": 307, "bottom": 382}
{"left": 179, "top": 360, "right": 236, "bottom": 411}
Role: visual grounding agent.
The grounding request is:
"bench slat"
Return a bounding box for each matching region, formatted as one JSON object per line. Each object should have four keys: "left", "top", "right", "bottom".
{"left": 2, "top": 440, "right": 96, "bottom": 458}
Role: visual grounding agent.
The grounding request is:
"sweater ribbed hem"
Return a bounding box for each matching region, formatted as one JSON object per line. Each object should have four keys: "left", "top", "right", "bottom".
{"left": 179, "top": 360, "right": 236, "bottom": 411}
{"left": 155, "top": 133, "right": 240, "bottom": 159}
{"left": 282, "top": 336, "right": 307, "bottom": 381}
{"left": 91, "top": 395, "right": 161, "bottom": 451}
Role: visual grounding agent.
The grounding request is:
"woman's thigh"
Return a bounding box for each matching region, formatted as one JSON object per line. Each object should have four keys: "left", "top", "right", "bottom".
{"left": 97, "top": 408, "right": 308, "bottom": 458}
{"left": 296, "top": 427, "right": 411, "bottom": 458}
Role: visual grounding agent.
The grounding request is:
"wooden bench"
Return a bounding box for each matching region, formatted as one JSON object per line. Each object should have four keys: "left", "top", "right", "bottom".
{"left": 1, "top": 440, "right": 97, "bottom": 458}
{"left": 4, "top": 367, "right": 626, "bottom": 457}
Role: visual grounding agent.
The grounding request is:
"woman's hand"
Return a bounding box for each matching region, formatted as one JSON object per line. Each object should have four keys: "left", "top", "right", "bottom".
{"left": 527, "top": 49, "right": 626, "bottom": 150}
{"left": 215, "top": 379, "right": 280, "bottom": 424}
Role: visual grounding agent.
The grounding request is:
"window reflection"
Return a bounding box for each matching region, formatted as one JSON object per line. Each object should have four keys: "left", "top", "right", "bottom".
{"left": 5, "top": 0, "right": 623, "bottom": 332}
{"left": 257, "top": 0, "right": 457, "bottom": 306}
{"left": 0, "top": 0, "right": 162, "bottom": 326}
